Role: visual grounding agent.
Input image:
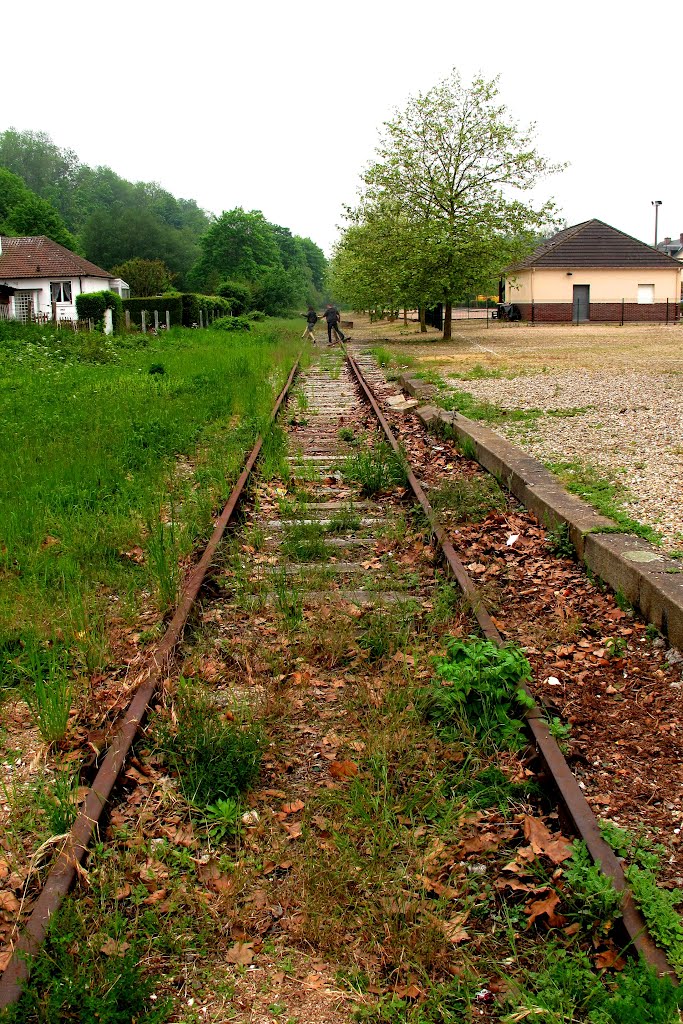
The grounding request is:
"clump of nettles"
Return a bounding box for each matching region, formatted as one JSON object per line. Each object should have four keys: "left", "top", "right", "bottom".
{"left": 423, "top": 636, "right": 534, "bottom": 750}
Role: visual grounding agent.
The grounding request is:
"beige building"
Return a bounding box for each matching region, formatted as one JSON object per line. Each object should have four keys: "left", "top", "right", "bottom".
{"left": 505, "top": 219, "right": 681, "bottom": 322}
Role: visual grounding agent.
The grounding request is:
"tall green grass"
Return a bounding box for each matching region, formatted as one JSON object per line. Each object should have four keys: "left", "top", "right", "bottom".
{"left": 0, "top": 320, "right": 302, "bottom": 690}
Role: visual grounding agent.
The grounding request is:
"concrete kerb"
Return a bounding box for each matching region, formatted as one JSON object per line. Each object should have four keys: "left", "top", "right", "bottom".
{"left": 397, "top": 377, "right": 683, "bottom": 650}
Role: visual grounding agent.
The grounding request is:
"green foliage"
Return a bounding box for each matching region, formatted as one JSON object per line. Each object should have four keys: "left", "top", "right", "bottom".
{"left": 0, "top": 128, "right": 210, "bottom": 287}
{"left": 333, "top": 70, "right": 563, "bottom": 333}
{"left": 599, "top": 821, "right": 665, "bottom": 872}
{"left": 110, "top": 257, "right": 174, "bottom": 297}
{"left": 212, "top": 315, "right": 252, "bottom": 332}
{"left": 547, "top": 520, "right": 575, "bottom": 558}
{"left": 122, "top": 292, "right": 231, "bottom": 327}
{"left": 216, "top": 278, "right": 253, "bottom": 314}
{"left": 358, "top": 604, "right": 416, "bottom": 661}
{"left": 20, "top": 641, "right": 73, "bottom": 744}
{"left": 354, "top": 977, "right": 472, "bottom": 1021}
{"left": 546, "top": 460, "right": 662, "bottom": 544}
{"left": 625, "top": 866, "right": 683, "bottom": 977}
{"left": 447, "top": 762, "right": 541, "bottom": 811}
{"left": 424, "top": 636, "right": 534, "bottom": 750}
{"left": 0, "top": 900, "right": 168, "bottom": 1024}
{"left": 342, "top": 441, "right": 408, "bottom": 496}
{"left": 562, "top": 841, "right": 623, "bottom": 932}
{"left": 189, "top": 207, "right": 327, "bottom": 314}
{"left": 74, "top": 289, "right": 123, "bottom": 332}
{"left": 0, "top": 167, "right": 79, "bottom": 250}
{"left": 502, "top": 944, "right": 683, "bottom": 1024}
{"left": 161, "top": 680, "right": 263, "bottom": 807}
{"left": 428, "top": 475, "right": 505, "bottom": 522}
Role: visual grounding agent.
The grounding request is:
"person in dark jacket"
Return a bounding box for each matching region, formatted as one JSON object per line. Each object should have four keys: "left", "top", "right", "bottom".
{"left": 323, "top": 304, "right": 346, "bottom": 344}
{"left": 302, "top": 306, "right": 318, "bottom": 343}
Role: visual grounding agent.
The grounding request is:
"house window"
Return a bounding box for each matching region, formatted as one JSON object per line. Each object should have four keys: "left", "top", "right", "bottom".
{"left": 50, "top": 281, "right": 72, "bottom": 303}
{"left": 637, "top": 284, "right": 654, "bottom": 304}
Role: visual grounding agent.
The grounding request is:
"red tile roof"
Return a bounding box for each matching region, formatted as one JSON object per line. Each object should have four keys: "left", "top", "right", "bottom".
{"left": 0, "top": 236, "right": 111, "bottom": 280}
{"left": 509, "top": 219, "right": 681, "bottom": 271}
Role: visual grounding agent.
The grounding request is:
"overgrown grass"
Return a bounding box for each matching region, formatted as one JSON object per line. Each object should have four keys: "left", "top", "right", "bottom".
{"left": 0, "top": 319, "right": 302, "bottom": 689}
{"left": 428, "top": 475, "right": 506, "bottom": 522}
{"left": 546, "top": 460, "right": 662, "bottom": 543}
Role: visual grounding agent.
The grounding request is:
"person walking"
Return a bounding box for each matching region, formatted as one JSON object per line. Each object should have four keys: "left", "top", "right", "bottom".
{"left": 302, "top": 306, "right": 318, "bottom": 343}
{"left": 323, "top": 304, "right": 347, "bottom": 345}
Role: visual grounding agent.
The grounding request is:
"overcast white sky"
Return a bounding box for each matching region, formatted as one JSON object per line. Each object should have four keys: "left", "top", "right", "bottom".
{"left": 4, "top": 0, "right": 680, "bottom": 255}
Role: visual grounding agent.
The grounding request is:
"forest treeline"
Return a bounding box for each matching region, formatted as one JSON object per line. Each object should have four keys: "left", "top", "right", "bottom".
{"left": 0, "top": 129, "right": 327, "bottom": 312}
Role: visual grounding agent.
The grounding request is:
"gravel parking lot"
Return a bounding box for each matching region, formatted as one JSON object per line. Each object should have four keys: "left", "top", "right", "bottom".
{"left": 352, "top": 316, "right": 683, "bottom": 553}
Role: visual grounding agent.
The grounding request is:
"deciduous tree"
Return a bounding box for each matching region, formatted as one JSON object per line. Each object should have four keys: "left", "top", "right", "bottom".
{"left": 340, "top": 70, "right": 563, "bottom": 338}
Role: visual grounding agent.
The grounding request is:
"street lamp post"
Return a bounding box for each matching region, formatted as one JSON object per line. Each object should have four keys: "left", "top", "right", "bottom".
{"left": 652, "top": 200, "right": 662, "bottom": 248}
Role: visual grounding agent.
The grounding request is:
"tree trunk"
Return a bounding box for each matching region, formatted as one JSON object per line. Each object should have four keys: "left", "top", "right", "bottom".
{"left": 420, "top": 307, "right": 427, "bottom": 333}
{"left": 442, "top": 300, "right": 452, "bottom": 341}
{"left": 403, "top": 308, "right": 407, "bottom": 325}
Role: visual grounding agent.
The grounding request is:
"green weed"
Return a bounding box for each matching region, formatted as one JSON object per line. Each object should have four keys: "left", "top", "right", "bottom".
{"left": 428, "top": 476, "right": 505, "bottom": 522}
{"left": 20, "top": 640, "right": 73, "bottom": 744}
{"left": 342, "top": 441, "right": 407, "bottom": 496}
{"left": 424, "top": 637, "right": 534, "bottom": 751}
{"left": 0, "top": 899, "right": 169, "bottom": 1024}
{"left": 159, "top": 680, "right": 262, "bottom": 808}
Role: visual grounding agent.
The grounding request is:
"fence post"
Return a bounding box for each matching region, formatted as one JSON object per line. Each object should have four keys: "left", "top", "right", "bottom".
{"left": 125, "top": 310, "right": 131, "bottom": 331}
{"left": 531, "top": 302, "right": 535, "bottom": 325}
{"left": 620, "top": 299, "right": 624, "bottom": 327}
{"left": 141, "top": 311, "right": 147, "bottom": 333}
{"left": 154, "top": 310, "right": 159, "bottom": 332}
{"left": 199, "top": 310, "right": 204, "bottom": 329}
{"left": 88, "top": 318, "right": 94, "bottom": 333}
{"left": 486, "top": 298, "right": 489, "bottom": 329}
{"left": 166, "top": 310, "right": 171, "bottom": 331}
{"left": 666, "top": 298, "right": 669, "bottom": 325}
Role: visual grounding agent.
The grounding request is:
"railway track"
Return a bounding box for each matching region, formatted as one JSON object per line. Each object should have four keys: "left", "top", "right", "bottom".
{"left": 1, "top": 345, "right": 682, "bottom": 1019}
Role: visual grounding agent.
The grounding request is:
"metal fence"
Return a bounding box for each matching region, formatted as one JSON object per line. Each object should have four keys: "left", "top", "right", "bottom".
{"left": 422, "top": 299, "right": 682, "bottom": 329}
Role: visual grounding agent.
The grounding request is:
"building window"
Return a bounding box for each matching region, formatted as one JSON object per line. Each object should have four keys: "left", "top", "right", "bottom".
{"left": 50, "top": 281, "right": 72, "bottom": 303}
{"left": 637, "top": 284, "right": 654, "bottom": 304}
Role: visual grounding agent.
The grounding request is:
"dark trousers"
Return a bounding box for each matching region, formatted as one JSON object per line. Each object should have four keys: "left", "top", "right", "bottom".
{"left": 326, "top": 320, "right": 345, "bottom": 342}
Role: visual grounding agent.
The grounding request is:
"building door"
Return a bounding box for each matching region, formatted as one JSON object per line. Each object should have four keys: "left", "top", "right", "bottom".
{"left": 573, "top": 285, "right": 590, "bottom": 322}
{"left": 14, "top": 290, "right": 35, "bottom": 322}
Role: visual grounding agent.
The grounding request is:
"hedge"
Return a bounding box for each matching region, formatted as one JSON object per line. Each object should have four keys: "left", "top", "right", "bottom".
{"left": 75, "top": 290, "right": 124, "bottom": 332}
{"left": 122, "top": 293, "right": 232, "bottom": 328}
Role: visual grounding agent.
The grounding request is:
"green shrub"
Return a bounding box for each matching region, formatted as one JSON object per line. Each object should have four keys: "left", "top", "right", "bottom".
{"left": 216, "top": 279, "right": 252, "bottom": 314}
{"left": 74, "top": 289, "right": 123, "bottom": 333}
{"left": 424, "top": 636, "right": 534, "bottom": 750}
{"left": 122, "top": 293, "right": 232, "bottom": 328}
{"left": 212, "top": 315, "right": 252, "bottom": 332}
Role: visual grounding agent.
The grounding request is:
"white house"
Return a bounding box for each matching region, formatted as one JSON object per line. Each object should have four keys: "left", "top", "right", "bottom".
{"left": 0, "top": 235, "right": 129, "bottom": 323}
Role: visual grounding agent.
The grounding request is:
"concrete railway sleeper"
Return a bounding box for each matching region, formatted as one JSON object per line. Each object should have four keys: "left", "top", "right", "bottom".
{"left": 1, "top": 348, "right": 682, "bottom": 1020}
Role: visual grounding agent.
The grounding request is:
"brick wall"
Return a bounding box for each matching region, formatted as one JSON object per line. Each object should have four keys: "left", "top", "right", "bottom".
{"left": 516, "top": 302, "right": 679, "bottom": 323}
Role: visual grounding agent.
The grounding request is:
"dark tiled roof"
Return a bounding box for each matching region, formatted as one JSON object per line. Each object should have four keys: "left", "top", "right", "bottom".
{"left": 509, "top": 219, "right": 681, "bottom": 270}
{"left": 0, "top": 236, "right": 111, "bottom": 280}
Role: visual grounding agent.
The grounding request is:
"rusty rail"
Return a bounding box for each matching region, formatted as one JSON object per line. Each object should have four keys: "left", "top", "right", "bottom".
{"left": 0, "top": 358, "right": 300, "bottom": 1009}
{"left": 344, "top": 349, "right": 676, "bottom": 979}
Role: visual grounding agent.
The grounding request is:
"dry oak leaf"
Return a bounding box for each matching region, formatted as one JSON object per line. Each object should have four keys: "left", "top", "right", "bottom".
{"left": 226, "top": 942, "right": 255, "bottom": 965}
{"left": 100, "top": 938, "right": 131, "bottom": 957}
{"left": 282, "top": 821, "right": 303, "bottom": 840}
{"left": 329, "top": 760, "right": 358, "bottom": 780}
{"left": 0, "top": 951, "right": 12, "bottom": 972}
{"left": 523, "top": 816, "right": 572, "bottom": 864}
{"left": 525, "top": 891, "right": 566, "bottom": 928}
{"left": 0, "top": 891, "right": 20, "bottom": 914}
{"left": 282, "top": 799, "right": 305, "bottom": 815}
{"left": 595, "top": 948, "right": 626, "bottom": 970}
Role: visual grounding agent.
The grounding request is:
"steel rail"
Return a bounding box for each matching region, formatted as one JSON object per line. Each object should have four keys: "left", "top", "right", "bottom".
{"left": 0, "top": 358, "right": 301, "bottom": 1009}
{"left": 344, "top": 349, "right": 676, "bottom": 979}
